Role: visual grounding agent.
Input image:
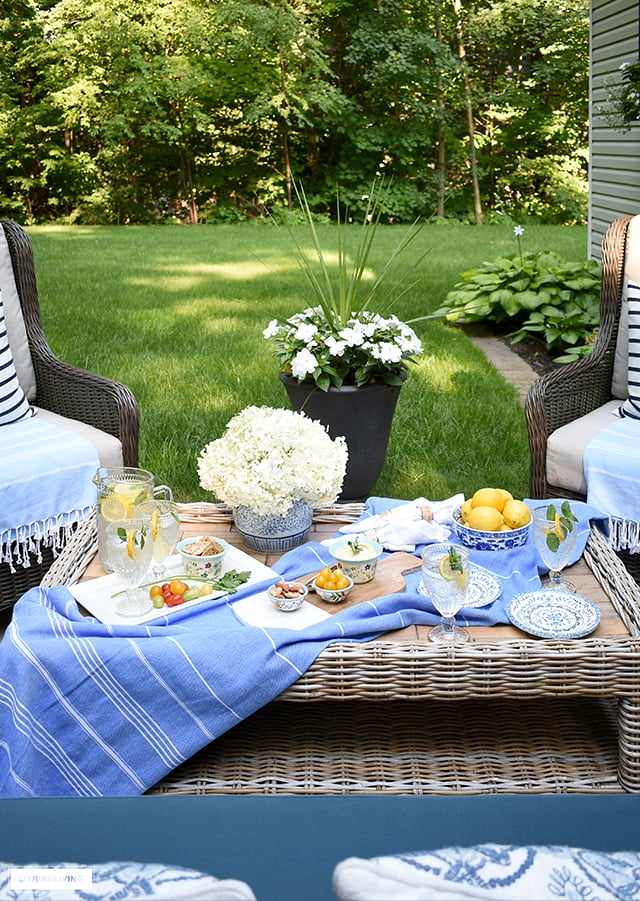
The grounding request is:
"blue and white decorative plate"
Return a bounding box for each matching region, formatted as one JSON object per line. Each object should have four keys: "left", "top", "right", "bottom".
{"left": 507, "top": 590, "right": 600, "bottom": 639}
{"left": 418, "top": 563, "right": 501, "bottom": 608}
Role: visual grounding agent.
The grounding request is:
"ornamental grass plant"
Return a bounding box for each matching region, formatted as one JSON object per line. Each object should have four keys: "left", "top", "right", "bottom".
{"left": 27, "top": 221, "right": 589, "bottom": 505}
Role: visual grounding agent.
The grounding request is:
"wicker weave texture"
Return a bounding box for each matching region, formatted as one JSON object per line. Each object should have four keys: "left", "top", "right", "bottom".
{"left": 525, "top": 215, "right": 630, "bottom": 501}
{"left": 0, "top": 221, "right": 139, "bottom": 611}
{"left": 149, "top": 698, "right": 621, "bottom": 795}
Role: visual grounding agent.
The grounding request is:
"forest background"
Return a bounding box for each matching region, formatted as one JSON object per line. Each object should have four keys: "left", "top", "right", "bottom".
{"left": 1, "top": 0, "right": 589, "bottom": 227}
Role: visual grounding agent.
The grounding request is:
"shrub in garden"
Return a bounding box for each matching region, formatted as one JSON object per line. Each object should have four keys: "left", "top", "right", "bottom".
{"left": 432, "top": 231, "right": 602, "bottom": 364}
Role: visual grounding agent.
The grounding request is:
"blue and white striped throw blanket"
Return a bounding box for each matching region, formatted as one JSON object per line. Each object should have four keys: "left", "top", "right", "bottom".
{"left": 0, "top": 413, "right": 99, "bottom": 572}
{"left": 584, "top": 417, "right": 640, "bottom": 551}
{"left": 0, "top": 498, "right": 603, "bottom": 797}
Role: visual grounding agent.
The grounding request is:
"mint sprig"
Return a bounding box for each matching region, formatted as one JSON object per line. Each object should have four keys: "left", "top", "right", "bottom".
{"left": 544, "top": 501, "right": 577, "bottom": 552}
{"left": 448, "top": 546, "right": 464, "bottom": 574}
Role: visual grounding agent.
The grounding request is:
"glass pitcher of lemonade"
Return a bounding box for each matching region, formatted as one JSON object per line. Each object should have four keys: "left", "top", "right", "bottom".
{"left": 93, "top": 467, "right": 172, "bottom": 571}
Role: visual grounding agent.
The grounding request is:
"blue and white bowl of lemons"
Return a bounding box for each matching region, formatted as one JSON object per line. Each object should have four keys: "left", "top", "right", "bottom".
{"left": 453, "top": 488, "right": 531, "bottom": 551}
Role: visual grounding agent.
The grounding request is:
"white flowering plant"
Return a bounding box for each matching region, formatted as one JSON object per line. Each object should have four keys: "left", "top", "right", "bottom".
{"left": 264, "top": 307, "right": 423, "bottom": 389}
{"left": 263, "top": 177, "right": 425, "bottom": 391}
{"left": 197, "top": 406, "right": 348, "bottom": 516}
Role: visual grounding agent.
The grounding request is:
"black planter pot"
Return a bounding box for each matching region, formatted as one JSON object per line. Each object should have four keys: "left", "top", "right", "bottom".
{"left": 280, "top": 373, "right": 403, "bottom": 501}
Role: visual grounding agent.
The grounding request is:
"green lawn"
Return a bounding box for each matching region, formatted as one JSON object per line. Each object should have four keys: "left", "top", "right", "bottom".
{"left": 26, "top": 221, "right": 589, "bottom": 504}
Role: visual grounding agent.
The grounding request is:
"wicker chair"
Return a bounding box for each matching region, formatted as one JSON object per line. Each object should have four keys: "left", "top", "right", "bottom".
{"left": 0, "top": 220, "right": 139, "bottom": 611}
{"left": 525, "top": 213, "right": 638, "bottom": 576}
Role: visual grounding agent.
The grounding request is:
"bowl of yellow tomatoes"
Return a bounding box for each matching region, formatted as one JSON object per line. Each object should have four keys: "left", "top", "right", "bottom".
{"left": 311, "top": 566, "right": 354, "bottom": 604}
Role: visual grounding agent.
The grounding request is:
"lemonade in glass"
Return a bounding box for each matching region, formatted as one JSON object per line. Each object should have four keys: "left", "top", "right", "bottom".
{"left": 94, "top": 467, "right": 155, "bottom": 571}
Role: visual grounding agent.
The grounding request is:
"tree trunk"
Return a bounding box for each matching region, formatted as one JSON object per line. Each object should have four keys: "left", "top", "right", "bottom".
{"left": 453, "top": 0, "right": 483, "bottom": 225}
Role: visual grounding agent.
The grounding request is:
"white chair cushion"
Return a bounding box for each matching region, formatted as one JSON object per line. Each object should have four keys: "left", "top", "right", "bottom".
{"left": 0, "top": 288, "right": 34, "bottom": 425}
{"left": 333, "top": 844, "right": 640, "bottom": 900}
{"left": 35, "top": 407, "right": 123, "bottom": 468}
{"left": 0, "top": 227, "right": 36, "bottom": 401}
{"left": 0, "top": 861, "right": 256, "bottom": 900}
{"left": 546, "top": 400, "right": 620, "bottom": 495}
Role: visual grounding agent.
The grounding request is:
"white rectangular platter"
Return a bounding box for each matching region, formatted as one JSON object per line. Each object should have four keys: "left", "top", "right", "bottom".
{"left": 69, "top": 545, "right": 278, "bottom": 626}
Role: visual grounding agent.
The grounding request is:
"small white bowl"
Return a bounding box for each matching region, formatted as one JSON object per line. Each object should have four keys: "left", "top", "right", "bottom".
{"left": 328, "top": 537, "right": 383, "bottom": 583}
{"left": 177, "top": 536, "right": 229, "bottom": 579}
{"left": 268, "top": 580, "right": 308, "bottom": 612}
{"left": 311, "top": 573, "right": 354, "bottom": 604}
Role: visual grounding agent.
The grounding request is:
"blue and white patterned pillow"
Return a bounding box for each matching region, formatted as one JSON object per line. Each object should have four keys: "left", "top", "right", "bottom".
{"left": 619, "top": 280, "right": 640, "bottom": 419}
{"left": 0, "top": 861, "right": 256, "bottom": 900}
{"left": 0, "top": 287, "right": 33, "bottom": 425}
{"left": 333, "top": 844, "right": 640, "bottom": 900}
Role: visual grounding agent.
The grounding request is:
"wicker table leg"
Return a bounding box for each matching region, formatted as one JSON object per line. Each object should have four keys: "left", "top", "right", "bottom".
{"left": 617, "top": 699, "right": 640, "bottom": 791}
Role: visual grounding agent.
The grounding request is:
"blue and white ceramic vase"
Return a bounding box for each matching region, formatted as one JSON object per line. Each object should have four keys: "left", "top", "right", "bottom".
{"left": 232, "top": 500, "right": 313, "bottom": 552}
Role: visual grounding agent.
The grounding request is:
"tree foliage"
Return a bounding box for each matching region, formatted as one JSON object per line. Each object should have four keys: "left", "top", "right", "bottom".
{"left": 0, "top": 0, "right": 589, "bottom": 224}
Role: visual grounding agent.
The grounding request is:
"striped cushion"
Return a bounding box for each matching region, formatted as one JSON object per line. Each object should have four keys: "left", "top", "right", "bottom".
{"left": 0, "top": 287, "right": 33, "bottom": 425}
{"left": 619, "top": 280, "right": 640, "bottom": 419}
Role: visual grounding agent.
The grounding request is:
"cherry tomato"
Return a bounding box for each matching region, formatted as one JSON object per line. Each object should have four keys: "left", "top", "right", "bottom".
{"left": 169, "top": 579, "right": 188, "bottom": 596}
{"left": 149, "top": 585, "right": 163, "bottom": 599}
{"left": 164, "top": 593, "right": 184, "bottom": 607}
{"left": 161, "top": 583, "right": 171, "bottom": 593}
{"left": 200, "top": 584, "right": 214, "bottom": 596}
{"left": 151, "top": 595, "right": 165, "bottom": 609}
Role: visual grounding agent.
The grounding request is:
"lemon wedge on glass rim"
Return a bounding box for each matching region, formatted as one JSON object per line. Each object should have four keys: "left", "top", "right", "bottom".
{"left": 438, "top": 554, "right": 467, "bottom": 590}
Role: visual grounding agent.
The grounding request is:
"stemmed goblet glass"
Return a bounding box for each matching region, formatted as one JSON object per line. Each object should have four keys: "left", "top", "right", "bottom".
{"left": 532, "top": 503, "right": 578, "bottom": 592}
{"left": 106, "top": 517, "right": 155, "bottom": 617}
{"left": 421, "top": 542, "right": 470, "bottom": 645}
{"left": 138, "top": 499, "right": 181, "bottom": 580}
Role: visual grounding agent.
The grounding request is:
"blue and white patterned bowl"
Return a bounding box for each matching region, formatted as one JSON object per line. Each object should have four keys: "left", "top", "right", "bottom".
{"left": 268, "top": 580, "right": 308, "bottom": 612}
{"left": 452, "top": 506, "right": 530, "bottom": 551}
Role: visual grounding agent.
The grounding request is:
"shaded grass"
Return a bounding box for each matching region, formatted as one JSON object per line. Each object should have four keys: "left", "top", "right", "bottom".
{"left": 26, "top": 221, "right": 589, "bottom": 503}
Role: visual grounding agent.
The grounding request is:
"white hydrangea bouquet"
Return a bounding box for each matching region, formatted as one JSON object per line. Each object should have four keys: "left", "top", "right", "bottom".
{"left": 263, "top": 177, "right": 425, "bottom": 392}
{"left": 197, "top": 405, "right": 348, "bottom": 516}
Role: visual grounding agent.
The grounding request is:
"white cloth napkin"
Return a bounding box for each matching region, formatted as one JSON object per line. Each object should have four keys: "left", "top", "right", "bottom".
{"left": 339, "top": 495, "right": 464, "bottom": 552}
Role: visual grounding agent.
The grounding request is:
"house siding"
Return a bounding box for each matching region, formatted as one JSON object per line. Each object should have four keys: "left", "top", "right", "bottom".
{"left": 590, "top": 0, "right": 640, "bottom": 258}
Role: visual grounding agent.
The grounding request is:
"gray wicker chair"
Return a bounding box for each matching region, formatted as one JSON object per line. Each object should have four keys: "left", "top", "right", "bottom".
{"left": 0, "top": 220, "right": 139, "bottom": 611}
{"left": 525, "top": 213, "right": 638, "bottom": 576}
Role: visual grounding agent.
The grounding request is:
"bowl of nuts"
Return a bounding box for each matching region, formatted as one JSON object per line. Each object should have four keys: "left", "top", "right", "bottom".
{"left": 176, "top": 535, "right": 229, "bottom": 579}
{"left": 268, "top": 580, "right": 308, "bottom": 612}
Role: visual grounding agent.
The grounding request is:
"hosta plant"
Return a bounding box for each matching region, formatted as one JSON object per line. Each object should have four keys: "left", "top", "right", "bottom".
{"left": 433, "top": 247, "right": 601, "bottom": 364}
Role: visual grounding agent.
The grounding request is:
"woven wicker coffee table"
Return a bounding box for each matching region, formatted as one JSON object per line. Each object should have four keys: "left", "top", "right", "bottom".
{"left": 46, "top": 503, "right": 640, "bottom": 795}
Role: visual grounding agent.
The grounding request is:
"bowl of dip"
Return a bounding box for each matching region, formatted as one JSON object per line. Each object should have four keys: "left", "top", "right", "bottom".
{"left": 328, "top": 536, "right": 383, "bottom": 583}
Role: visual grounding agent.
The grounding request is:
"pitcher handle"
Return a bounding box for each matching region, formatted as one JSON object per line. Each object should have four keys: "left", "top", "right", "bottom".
{"left": 153, "top": 485, "right": 173, "bottom": 501}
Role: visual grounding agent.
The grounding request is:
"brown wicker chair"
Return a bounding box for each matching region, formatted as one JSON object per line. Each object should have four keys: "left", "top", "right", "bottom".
{"left": 525, "top": 213, "right": 639, "bottom": 577}
{"left": 0, "top": 220, "right": 139, "bottom": 611}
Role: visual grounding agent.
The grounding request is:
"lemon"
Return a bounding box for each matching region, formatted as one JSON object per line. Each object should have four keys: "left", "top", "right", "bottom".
{"left": 554, "top": 513, "right": 565, "bottom": 541}
{"left": 496, "top": 488, "right": 514, "bottom": 508}
{"left": 502, "top": 499, "right": 531, "bottom": 529}
{"left": 460, "top": 499, "right": 474, "bottom": 523}
{"left": 499, "top": 523, "right": 512, "bottom": 531}
{"left": 438, "top": 555, "right": 468, "bottom": 590}
{"left": 466, "top": 505, "right": 504, "bottom": 531}
{"left": 99, "top": 495, "right": 130, "bottom": 522}
{"left": 126, "top": 528, "right": 136, "bottom": 559}
{"left": 471, "top": 488, "right": 505, "bottom": 511}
